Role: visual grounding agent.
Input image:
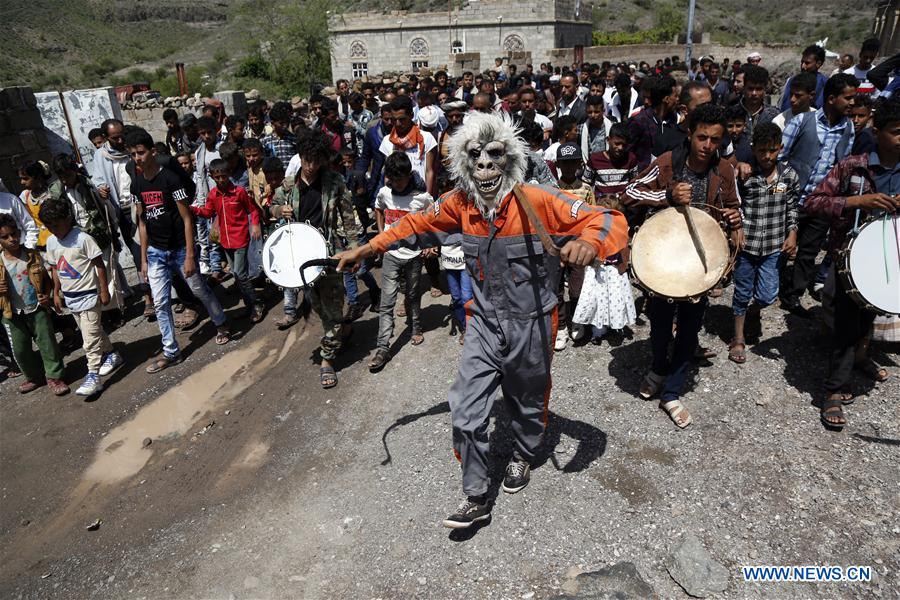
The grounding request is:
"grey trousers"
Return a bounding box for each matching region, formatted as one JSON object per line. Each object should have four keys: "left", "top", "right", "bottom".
{"left": 450, "top": 310, "right": 557, "bottom": 497}
{"left": 377, "top": 253, "right": 423, "bottom": 350}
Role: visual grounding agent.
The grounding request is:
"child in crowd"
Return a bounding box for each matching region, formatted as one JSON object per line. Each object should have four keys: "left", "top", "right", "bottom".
{"left": 0, "top": 214, "right": 69, "bottom": 395}
{"left": 127, "top": 130, "right": 232, "bottom": 373}
{"left": 522, "top": 123, "right": 555, "bottom": 185}
{"left": 243, "top": 138, "right": 268, "bottom": 205}
{"left": 554, "top": 142, "right": 597, "bottom": 348}
{"left": 544, "top": 115, "right": 579, "bottom": 179}
{"left": 367, "top": 152, "right": 432, "bottom": 372}
{"left": 17, "top": 160, "right": 61, "bottom": 250}
{"left": 176, "top": 151, "right": 195, "bottom": 179}
{"left": 584, "top": 123, "right": 638, "bottom": 202}
{"left": 340, "top": 148, "right": 380, "bottom": 321}
{"left": 581, "top": 94, "right": 611, "bottom": 158}
{"left": 729, "top": 123, "right": 799, "bottom": 364}
{"left": 194, "top": 116, "right": 225, "bottom": 280}
{"left": 850, "top": 94, "right": 875, "bottom": 155}
{"left": 192, "top": 159, "right": 264, "bottom": 323}
{"left": 39, "top": 198, "right": 121, "bottom": 396}
{"left": 725, "top": 104, "right": 753, "bottom": 163}
{"left": 772, "top": 71, "right": 816, "bottom": 130}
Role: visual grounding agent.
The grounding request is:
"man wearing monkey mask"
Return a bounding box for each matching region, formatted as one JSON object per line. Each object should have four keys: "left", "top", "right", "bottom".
{"left": 335, "top": 113, "right": 628, "bottom": 528}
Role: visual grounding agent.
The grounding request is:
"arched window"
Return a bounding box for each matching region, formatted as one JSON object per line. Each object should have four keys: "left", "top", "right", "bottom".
{"left": 451, "top": 40, "right": 464, "bottom": 54}
{"left": 409, "top": 37, "right": 429, "bottom": 58}
{"left": 503, "top": 34, "right": 524, "bottom": 53}
{"left": 349, "top": 40, "right": 367, "bottom": 59}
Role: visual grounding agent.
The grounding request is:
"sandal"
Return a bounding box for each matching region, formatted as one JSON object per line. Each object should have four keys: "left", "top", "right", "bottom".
{"left": 368, "top": 348, "right": 390, "bottom": 373}
{"left": 660, "top": 399, "right": 692, "bottom": 428}
{"left": 854, "top": 359, "right": 890, "bottom": 382}
{"left": 275, "top": 315, "right": 300, "bottom": 330}
{"left": 411, "top": 332, "right": 424, "bottom": 346}
{"left": 396, "top": 302, "right": 407, "bottom": 318}
{"left": 250, "top": 304, "right": 265, "bottom": 323}
{"left": 143, "top": 304, "right": 156, "bottom": 319}
{"left": 639, "top": 371, "right": 665, "bottom": 399}
{"left": 146, "top": 353, "right": 183, "bottom": 374}
{"left": 820, "top": 394, "right": 847, "bottom": 429}
{"left": 175, "top": 307, "right": 200, "bottom": 330}
{"left": 215, "top": 326, "right": 231, "bottom": 345}
{"left": 320, "top": 365, "right": 337, "bottom": 389}
{"left": 728, "top": 338, "right": 746, "bottom": 364}
{"left": 172, "top": 302, "right": 185, "bottom": 314}
{"left": 5, "top": 369, "right": 22, "bottom": 379}
{"left": 694, "top": 346, "right": 717, "bottom": 359}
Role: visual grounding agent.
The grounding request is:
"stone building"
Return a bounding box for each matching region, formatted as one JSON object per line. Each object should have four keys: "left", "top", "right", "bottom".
{"left": 328, "top": 0, "right": 593, "bottom": 81}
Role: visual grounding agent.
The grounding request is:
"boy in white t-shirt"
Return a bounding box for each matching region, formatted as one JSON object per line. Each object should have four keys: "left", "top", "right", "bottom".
{"left": 40, "top": 198, "right": 121, "bottom": 397}
{"left": 367, "top": 152, "right": 432, "bottom": 373}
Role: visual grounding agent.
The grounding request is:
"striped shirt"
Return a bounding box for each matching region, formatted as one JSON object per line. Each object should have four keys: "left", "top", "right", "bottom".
{"left": 260, "top": 132, "right": 297, "bottom": 168}
{"left": 778, "top": 108, "right": 855, "bottom": 201}
{"left": 738, "top": 164, "right": 800, "bottom": 256}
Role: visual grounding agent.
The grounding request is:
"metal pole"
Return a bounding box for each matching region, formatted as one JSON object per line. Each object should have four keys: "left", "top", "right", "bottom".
{"left": 685, "top": 0, "right": 696, "bottom": 67}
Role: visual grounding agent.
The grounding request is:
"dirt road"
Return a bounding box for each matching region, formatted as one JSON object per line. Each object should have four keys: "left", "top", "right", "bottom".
{"left": 1, "top": 281, "right": 898, "bottom": 599}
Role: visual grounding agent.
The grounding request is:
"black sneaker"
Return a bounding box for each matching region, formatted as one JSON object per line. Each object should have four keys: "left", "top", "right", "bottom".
{"left": 368, "top": 288, "right": 381, "bottom": 313}
{"left": 442, "top": 498, "right": 491, "bottom": 529}
{"left": 502, "top": 454, "right": 531, "bottom": 494}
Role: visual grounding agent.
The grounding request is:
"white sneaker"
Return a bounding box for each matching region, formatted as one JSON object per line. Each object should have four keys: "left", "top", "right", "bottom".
{"left": 570, "top": 324, "right": 587, "bottom": 341}
{"left": 554, "top": 329, "right": 568, "bottom": 351}
{"left": 75, "top": 372, "right": 103, "bottom": 396}
{"left": 98, "top": 352, "right": 123, "bottom": 376}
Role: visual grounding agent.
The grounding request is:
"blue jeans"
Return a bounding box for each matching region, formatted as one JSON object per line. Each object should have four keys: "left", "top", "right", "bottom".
{"left": 649, "top": 297, "right": 707, "bottom": 402}
{"left": 343, "top": 267, "right": 379, "bottom": 305}
{"left": 732, "top": 251, "right": 781, "bottom": 316}
{"left": 445, "top": 268, "right": 473, "bottom": 330}
{"left": 195, "top": 216, "right": 224, "bottom": 275}
{"left": 147, "top": 245, "right": 227, "bottom": 359}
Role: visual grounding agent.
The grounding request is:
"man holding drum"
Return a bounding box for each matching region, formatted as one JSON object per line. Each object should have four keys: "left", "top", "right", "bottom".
{"left": 804, "top": 99, "right": 900, "bottom": 429}
{"left": 624, "top": 103, "right": 743, "bottom": 428}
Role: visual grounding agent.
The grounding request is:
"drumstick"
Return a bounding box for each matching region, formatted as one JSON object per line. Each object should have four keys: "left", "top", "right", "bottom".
{"left": 679, "top": 205, "right": 708, "bottom": 272}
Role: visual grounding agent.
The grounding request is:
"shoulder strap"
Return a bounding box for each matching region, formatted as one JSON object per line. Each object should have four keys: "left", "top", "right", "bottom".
{"left": 511, "top": 185, "right": 560, "bottom": 257}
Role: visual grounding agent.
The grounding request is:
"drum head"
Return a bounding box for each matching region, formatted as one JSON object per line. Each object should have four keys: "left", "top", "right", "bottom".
{"left": 847, "top": 217, "right": 900, "bottom": 314}
{"left": 262, "top": 223, "right": 328, "bottom": 288}
{"left": 631, "top": 206, "right": 730, "bottom": 299}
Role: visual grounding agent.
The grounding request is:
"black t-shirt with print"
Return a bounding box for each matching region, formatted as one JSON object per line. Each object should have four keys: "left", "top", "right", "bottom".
{"left": 132, "top": 166, "right": 190, "bottom": 250}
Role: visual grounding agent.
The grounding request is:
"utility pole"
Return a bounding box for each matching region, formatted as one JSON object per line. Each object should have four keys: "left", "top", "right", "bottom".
{"left": 685, "top": 0, "right": 696, "bottom": 66}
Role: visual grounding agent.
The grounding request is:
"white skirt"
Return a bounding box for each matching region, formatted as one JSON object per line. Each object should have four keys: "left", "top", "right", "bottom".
{"left": 572, "top": 264, "right": 636, "bottom": 330}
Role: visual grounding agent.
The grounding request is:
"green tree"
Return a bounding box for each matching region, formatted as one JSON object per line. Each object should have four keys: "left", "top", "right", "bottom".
{"left": 237, "top": 0, "right": 333, "bottom": 97}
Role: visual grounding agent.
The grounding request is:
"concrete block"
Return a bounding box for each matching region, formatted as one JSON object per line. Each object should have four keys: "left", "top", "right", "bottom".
{"left": 9, "top": 109, "right": 44, "bottom": 131}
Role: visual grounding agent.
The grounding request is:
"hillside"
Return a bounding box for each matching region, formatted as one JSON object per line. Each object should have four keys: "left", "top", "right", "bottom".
{"left": 1, "top": 0, "right": 879, "bottom": 93}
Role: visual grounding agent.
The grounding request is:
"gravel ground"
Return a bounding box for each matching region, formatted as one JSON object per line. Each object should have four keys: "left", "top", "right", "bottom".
{"left": 0, "top": 276, "right": 897, "bottom": 599}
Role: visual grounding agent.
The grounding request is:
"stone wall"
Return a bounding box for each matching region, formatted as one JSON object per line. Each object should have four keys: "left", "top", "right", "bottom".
{"left": 548, "top": 43, "right": 804, "bottom": 73}
{"left": 0, "top": 87, "right": 51, "bottom": 196}
{"left": 329, "top": 0, "right": 592, "bottom": 80}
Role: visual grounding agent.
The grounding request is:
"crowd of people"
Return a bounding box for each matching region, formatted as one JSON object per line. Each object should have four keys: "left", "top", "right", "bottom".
{"left": 0, "top": 36, "right": 896, "bottom": 451}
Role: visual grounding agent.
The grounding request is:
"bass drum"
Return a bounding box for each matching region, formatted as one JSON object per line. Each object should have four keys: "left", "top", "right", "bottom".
{"left": 630, "top": 206, "right": 733, "bottom": 301}
{"left": 262, "top": 222, "right": 329, "bottom": 288}
{"left": 838, "top": 214, "right": 900, "bottom": 315}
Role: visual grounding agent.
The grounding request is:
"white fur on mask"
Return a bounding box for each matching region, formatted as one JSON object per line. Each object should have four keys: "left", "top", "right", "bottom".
{"left": 446, "top": 111, "right": 527, "bottom": 219}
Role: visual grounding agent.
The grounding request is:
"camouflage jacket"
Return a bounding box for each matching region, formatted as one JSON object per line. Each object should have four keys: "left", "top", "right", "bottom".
{"left": 265, "top": 170, "right": 358, "bottom": 253}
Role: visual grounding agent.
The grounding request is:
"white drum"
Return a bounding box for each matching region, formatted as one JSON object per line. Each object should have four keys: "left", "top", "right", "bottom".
{"left": 839, "top": 214, "right": 900, "bottom": 315}
{"left": 262, "top": 222, "right": 329, "bottom": 288}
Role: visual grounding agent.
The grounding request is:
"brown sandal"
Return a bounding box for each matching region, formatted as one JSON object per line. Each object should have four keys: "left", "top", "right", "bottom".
{"left": 854, "top": 359, "right": 890, "bottom": 382}
{"left": 146, "top": 353, "right": 183, "bottom": 374}
{"left": 411, "top": 332, "right": 424, "bottom": 346}
{"left": 728, "top": 338, "right": 746, "bottom": 364}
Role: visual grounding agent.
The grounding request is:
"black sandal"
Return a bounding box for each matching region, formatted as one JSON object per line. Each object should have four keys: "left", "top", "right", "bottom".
{"left": 320, "top": 366, "right": 337, "bottom": 389}
{"left": 820, "top": 395, "right": 847, "bottom": 430}
{"left": 368, "top": 348, "right": 390, "bottom": 373}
